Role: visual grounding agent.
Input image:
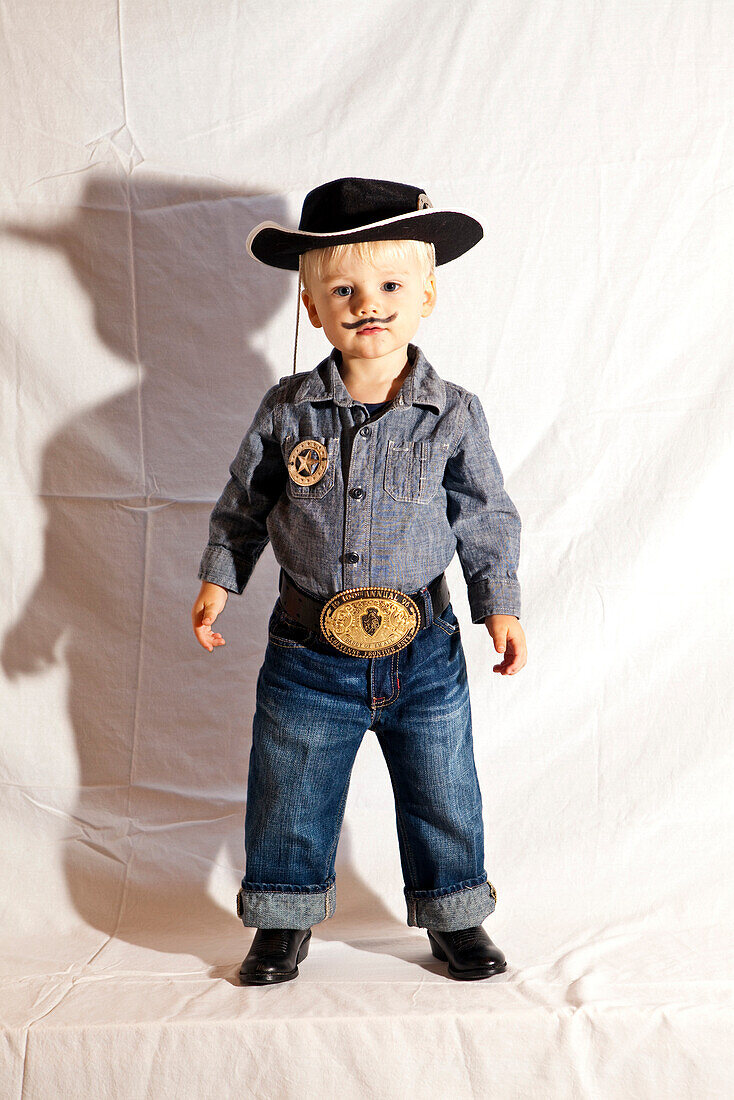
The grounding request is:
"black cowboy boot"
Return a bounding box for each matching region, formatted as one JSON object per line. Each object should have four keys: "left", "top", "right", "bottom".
{"left": 427, "top": 925, "right": 507, "bottom": 980}
{"left": 238, "top": 927, "right": 312, "bottom": 985}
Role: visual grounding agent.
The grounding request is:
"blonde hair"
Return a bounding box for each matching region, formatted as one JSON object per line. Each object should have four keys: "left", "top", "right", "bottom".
{"left": 299, "top": 237, "right": 435, "bottom": 295}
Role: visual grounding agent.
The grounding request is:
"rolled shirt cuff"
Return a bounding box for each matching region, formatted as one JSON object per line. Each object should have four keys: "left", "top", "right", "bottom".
{"left": 197, "top": 544, "right": 248, "bottom": 594}
{"left": 467, "top": 576, "right": 521, "bottom": 622}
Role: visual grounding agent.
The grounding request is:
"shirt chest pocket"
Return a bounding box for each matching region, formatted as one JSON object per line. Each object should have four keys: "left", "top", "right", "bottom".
{"left": 284, "top": 435, "right": 339, "bottom": 500}
{"left": 383, "top": 439, "right": 449, "bottom": 504}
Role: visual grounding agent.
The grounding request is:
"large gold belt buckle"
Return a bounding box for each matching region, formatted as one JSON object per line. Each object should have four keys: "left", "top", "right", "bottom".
{"left": 320, "top": 585, "right": 421, "bottom": 658}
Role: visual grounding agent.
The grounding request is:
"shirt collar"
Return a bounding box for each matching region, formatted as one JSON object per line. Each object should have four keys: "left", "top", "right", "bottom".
{"left": 289, "top": 343, "right": 446, "bottom": 413}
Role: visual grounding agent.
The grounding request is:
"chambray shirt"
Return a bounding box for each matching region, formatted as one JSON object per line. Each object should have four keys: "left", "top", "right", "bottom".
{"left": 198, "top": 343, "right": 521, "bottom": 622}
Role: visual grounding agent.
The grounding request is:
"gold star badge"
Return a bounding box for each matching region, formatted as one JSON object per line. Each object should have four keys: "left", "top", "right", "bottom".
{"left": 287, "top": 439, "right": 329, "bottom": 486}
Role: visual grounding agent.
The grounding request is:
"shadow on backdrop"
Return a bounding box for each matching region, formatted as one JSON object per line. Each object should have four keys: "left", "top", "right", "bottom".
{"left": 1, "top": 175, "right": 401, "bottom": 975}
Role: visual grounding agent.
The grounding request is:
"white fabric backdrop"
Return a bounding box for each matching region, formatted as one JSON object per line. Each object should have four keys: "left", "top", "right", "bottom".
{"left": 1, "top": 1, "right": 732, "bottom": 1096}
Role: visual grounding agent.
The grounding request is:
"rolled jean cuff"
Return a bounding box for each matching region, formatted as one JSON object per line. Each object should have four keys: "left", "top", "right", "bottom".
{"left": 404, "top": 873, "right": 497, "bottom": 931}
{"left": 236, "top": 874, "right": 336, "bottom": 928}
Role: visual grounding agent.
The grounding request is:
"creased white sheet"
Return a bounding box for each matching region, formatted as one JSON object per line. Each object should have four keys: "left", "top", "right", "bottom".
{"left": 1, "top": 1, "right": 732, "bottom": 1097}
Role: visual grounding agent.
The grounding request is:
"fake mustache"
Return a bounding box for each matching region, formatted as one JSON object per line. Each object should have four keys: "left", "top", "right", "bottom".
{"left": 342, "top": 313, "right": 397, "bottom": 330}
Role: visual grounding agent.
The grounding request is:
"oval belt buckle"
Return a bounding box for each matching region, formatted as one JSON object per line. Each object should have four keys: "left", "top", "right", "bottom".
{"left": 320, "top": 585, "right": 421, "bottom": 658}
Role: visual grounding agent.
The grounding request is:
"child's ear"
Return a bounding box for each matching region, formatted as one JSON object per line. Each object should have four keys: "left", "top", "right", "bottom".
{"left": 301, "top": 290, "right": 323, "bottom": 329}
{"left": 421, "top": 276, "right": 437, "bottom": 317}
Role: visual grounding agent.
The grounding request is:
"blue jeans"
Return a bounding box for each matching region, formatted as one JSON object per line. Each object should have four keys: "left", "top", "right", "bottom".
{"left": 236, "top": 584, "right": 497, "bottom": 931}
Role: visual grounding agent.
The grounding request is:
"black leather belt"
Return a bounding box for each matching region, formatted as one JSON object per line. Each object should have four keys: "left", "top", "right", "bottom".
{"left": 277, "top": 567, "right": 451, "bottom": 642}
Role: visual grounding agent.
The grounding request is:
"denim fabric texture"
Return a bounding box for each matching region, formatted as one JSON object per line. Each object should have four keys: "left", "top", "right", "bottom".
{"left": 236, "top": 594, "right": 498, "bottom": 931}
{"left": 198, "top": 342, "right": 521, "bottom": 622}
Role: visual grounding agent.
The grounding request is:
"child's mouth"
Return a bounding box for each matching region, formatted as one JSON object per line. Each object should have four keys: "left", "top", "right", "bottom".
{"left": 358, "top": 327, "right": 385, "bottom": 335}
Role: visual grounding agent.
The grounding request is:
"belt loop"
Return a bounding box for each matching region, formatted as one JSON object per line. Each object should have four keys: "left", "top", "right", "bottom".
{"left": 420, "top": 585, "right": 434, "bottom": 629}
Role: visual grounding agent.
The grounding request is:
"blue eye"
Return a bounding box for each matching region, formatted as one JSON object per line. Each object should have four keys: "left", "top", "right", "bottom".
{"left": 331, "top": 281, "right": 401, "bottom": 297}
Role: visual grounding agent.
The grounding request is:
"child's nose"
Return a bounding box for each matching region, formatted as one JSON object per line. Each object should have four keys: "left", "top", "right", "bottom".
{"left": 354, "top": 303, "right": 380, "bottom": 315}
{"left": 352, "top": 291, "right": 382, "bottom": 314}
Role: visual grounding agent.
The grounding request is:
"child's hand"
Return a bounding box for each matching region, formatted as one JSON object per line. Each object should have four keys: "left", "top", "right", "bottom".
{"left": 485, "top": 614, "right": 527, "bottom": 676}
{"left": 193, "top": 582, "right": 229, "bottom": 652}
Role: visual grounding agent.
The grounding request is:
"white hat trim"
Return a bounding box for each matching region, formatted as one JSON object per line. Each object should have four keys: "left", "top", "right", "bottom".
{"left": 245, "top": 206, "right": 484, "bottom": 264}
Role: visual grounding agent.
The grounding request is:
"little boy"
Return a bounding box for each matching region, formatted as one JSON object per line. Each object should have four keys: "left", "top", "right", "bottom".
{"left": 192, "top": 177, "right": 527, "bottom": 984}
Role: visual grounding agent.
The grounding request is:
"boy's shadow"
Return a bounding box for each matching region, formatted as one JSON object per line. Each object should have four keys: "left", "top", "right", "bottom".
{"left": 0, "top": 175, "right": 405, "bottom": 971}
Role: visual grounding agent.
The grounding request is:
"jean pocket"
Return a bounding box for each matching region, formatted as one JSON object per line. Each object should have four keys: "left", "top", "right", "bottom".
{"left": 434, "top": 602, "right": 460, "bottom": 636}
{"left": 268, "top": 599, "right": 318, "bottom": 648}
{"left": 383, "top": 439, "right": 448, "bottom": 504}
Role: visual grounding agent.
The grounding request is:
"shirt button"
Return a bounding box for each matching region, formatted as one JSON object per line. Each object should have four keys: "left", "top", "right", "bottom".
{"left": 349, "top": 487, "right": 364, "bottom": 499}
{"left": 360, "top": 425, "right": 371, "bottom": 436}
{"left": 345, "top": 552, "right": 360, "bottom": 563}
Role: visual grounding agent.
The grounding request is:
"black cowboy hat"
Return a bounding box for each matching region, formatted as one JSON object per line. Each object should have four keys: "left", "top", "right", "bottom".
{"left": 246, "top": 176, "right": 484, "bottom": 270}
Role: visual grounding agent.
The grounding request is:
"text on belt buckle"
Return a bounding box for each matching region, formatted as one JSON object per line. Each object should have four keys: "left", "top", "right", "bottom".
{"left": 320, "top": 585, "right": 421, "bottom": 657}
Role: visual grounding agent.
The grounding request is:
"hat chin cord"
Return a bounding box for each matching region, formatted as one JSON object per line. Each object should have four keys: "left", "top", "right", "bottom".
{"left": 292, "top": 263, "right": 303, "bottom": 375}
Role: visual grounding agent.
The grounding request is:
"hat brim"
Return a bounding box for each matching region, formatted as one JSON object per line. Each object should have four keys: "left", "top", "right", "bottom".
{"left": 246, "top": 207, "right": 483, "bottom": 270}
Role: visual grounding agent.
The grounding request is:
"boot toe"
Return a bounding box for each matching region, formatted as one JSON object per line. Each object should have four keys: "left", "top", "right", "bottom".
{"left": 238, "top": 928, "right": 311, "bottom": 985}
{"left": 427, "top": 926, "right": 507, "bottom": 980}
